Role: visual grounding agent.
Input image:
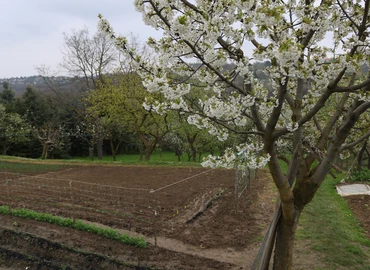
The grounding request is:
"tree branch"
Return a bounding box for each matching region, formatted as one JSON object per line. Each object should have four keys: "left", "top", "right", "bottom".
{"left": 340, "top": 131, "right": 370, "bottom": 151}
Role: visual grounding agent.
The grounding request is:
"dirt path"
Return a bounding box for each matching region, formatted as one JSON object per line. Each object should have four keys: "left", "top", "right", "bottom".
{"left": 82, "top": 219, "right": 258, "bottom": 268}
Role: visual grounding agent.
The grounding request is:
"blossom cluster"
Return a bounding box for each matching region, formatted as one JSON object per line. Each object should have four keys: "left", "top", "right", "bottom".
{"left": 99, "top": 0, "right": 370, "bottom": 170}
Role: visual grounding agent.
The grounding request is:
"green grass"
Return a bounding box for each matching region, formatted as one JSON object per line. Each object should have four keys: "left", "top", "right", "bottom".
{"left": 0, "top": 150, "right": 206, "bottom": 168}
{"left": 296, "top": 173, "right": 370, "bottom": 269}
{"left": 0, "top": 205, "right": 147, "bottom": 248}
{"left": 69, "top": 150, "right": 206, "bottom": 166}
{"left": 0, "top": 160, "right": 66, "bottom": 173}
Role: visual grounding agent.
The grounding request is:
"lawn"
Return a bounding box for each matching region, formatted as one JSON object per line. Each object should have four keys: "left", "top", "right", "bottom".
{"left": 69, "top": 150, "right": 205, "bottom": 166}
{"left": 296, "top": 173, "right": 370, "bottom": 269}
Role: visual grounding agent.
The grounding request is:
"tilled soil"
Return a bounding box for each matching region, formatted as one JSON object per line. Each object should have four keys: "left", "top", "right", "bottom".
{"left": 1, "top": 165, "right": 370, "bottom": 269}
{"left": 346, "top": 194, "right": 370, "bottom": 238}
{"left": 0, "top": 216, "right": 234, "bottom": 270}
{"left": 0, "top": 165, "right": 276, "bottom": 269}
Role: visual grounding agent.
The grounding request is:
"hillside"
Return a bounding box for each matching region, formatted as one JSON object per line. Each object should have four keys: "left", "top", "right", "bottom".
{"left": 0, "top": 76, "right": 84, "bottom": 96}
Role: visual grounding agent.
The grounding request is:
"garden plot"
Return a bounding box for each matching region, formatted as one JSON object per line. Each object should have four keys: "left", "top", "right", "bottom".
{"left": 0, "top": 165, "right": 276, "bottom": 252}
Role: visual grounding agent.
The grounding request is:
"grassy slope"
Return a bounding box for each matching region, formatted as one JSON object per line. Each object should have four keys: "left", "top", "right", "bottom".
{"left": 0, "top": 151, "right": 203, "bottom": 167}
{"left": 296, "top": 173, "right": 370, "bottom": 269}
{"left": 0, "top": 160, "right": 67, "bottom": 173}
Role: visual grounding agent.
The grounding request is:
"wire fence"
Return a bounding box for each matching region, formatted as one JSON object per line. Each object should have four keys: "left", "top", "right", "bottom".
{"left": 0, "top": 172, "right": 158, "bottom": 239}
{"left": 235, "top": 163, "right": 256, "bottom": 217}
{"left": 0, "top": 168, "right": 220, "bottom": 243}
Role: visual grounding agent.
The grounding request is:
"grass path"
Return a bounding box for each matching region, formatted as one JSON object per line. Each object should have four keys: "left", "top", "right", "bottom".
{"left": 296, "top": 174, "right": 370, "bottom": 269}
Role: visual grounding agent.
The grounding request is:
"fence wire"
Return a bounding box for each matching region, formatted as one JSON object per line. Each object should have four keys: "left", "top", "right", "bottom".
{"left": 235, "top": 162, "right": 256, "bottom": 217}
{"left": 0, "top": 172, "right": 158, "bottom": 237}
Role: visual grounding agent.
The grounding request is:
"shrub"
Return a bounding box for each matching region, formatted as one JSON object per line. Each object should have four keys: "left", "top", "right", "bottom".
{"left": 347, "top": 169, "right": 370, "bottom": 183}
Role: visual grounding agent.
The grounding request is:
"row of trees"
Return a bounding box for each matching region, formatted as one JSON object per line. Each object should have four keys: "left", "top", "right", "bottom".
{"left": 0, "top": 29, "right": 228, "bottom": 161}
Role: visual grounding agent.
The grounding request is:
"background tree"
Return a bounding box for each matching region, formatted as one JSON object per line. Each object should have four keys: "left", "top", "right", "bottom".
{"left": 99, "top": 1, "right": 370, "bottom": 268}
{"left": 0, "top": 104, "right": 30, "bottom": 155}
{"left": 60, "top": 27, "right": 117, "bottom": 159}
{"left": 31, "top": 122, "right": 65, "bottom": 159}
{"left": 14, "top": 85, "right": 68, "bottom": 159}
{"left": 172, "top": 113, "right": 218, "bottom": 162}
{"left": 103, "top": 118, "right": 130, "bottom": 161}
{"left": 61, "top": 27, "right": 116, "bottom": 90}
{"left": 0, "top": 81, "right": 16, "bottom": 112}
{"left": 74, "top": 111, "right": 107, "bottom": 160}
{"left": 17, "top": 86, "right": 53, "bottom": 126}
{"left": 87, "top": 72, "right": 170, "bottom": 161}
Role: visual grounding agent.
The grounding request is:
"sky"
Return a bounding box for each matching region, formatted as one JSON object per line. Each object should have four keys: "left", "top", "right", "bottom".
{"left": 0, "top": 0, "right": 161, "bottom": 79}
{"left": 0, "top": 1, "right": 338, "bottom": 79}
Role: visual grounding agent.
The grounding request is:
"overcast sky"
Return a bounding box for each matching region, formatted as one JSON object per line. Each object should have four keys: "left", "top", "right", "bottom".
{"left": 0, "top": 0, "right": 160, "bottom": 79}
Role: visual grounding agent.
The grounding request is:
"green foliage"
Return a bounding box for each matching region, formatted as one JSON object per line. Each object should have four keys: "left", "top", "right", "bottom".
{"left": 347, "top": 169, "right": 370, "bottom": 183}
{"left": 17, "top": 86, "right": 53, "bottom": 126}
{"left": 0, "top": 104, "right": 30, "bottom": 155}
{"left": 0, "top": 81, "right": 15, "bottom": 111}
{"left": 296, "top": 173, "right": 370, "bottom": 268}
{"left": 0, "top": 205, "right": 147, "bottom": 248}
{"left": 87, "top": 73, "right": 170, "bottom": 161}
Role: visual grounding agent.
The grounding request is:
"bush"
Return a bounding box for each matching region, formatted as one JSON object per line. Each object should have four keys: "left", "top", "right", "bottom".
{"left": 347, "top": 169, "right": 370, "bottom": 183}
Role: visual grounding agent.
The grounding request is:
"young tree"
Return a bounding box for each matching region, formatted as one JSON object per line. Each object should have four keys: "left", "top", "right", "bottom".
{"left": 31, "top": 122, "right": 65, "bottom": 159}
{"left": 99, "top": 1, "right": 370, "bottom": 268}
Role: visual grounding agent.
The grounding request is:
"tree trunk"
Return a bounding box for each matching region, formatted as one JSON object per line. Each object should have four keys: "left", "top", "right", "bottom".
{"left": 145, "top": 150, "right": 151, "bottom": 161}
{"left": 138, "top": 143, "right": 144, "bottom": 161}
{"left": 97, "top": 138, "right": 103, "bottom": 160}
{"left": 198, "top": 152, "right": 203, "bottom": 162}
{"left": 89, "top": 146, "right": 94, "bottom": 161}
{"left": 175, "top": 148, "right": 181, "bottom": 162}
{"left": 187, "top": 134, "right": 197, "bottom": 162}
{"left": 273, "top": 212, "right": 300, "bottom": 270}
{"left": 110, "top": 140, "right": 116, "bottom": 162}
{"left": 192, "top": 149, "right": 196, "bottom": 162}
{"left": 41, "top": 143, "right": 48, "bottom": 159}
{"left": 145, "top": 145, "right": 155, "bottom": 161}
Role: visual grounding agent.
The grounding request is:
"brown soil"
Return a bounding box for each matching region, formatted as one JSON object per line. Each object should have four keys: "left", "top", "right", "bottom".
{"left": 345, "top": 194, "right": 370, "bottom": 238}
{"left": 2, "top": 165, "right": 370, "bottom": 269}
{"left": 0, "top": 165, "right": 277, "bottom": 269}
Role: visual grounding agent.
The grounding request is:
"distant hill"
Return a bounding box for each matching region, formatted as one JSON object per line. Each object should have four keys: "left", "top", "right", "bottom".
{"left": 0, "top": 76, "right": 84, "bottom": 97}
{"left": 1, "top": 61, "right": 368, "bottom": 97}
